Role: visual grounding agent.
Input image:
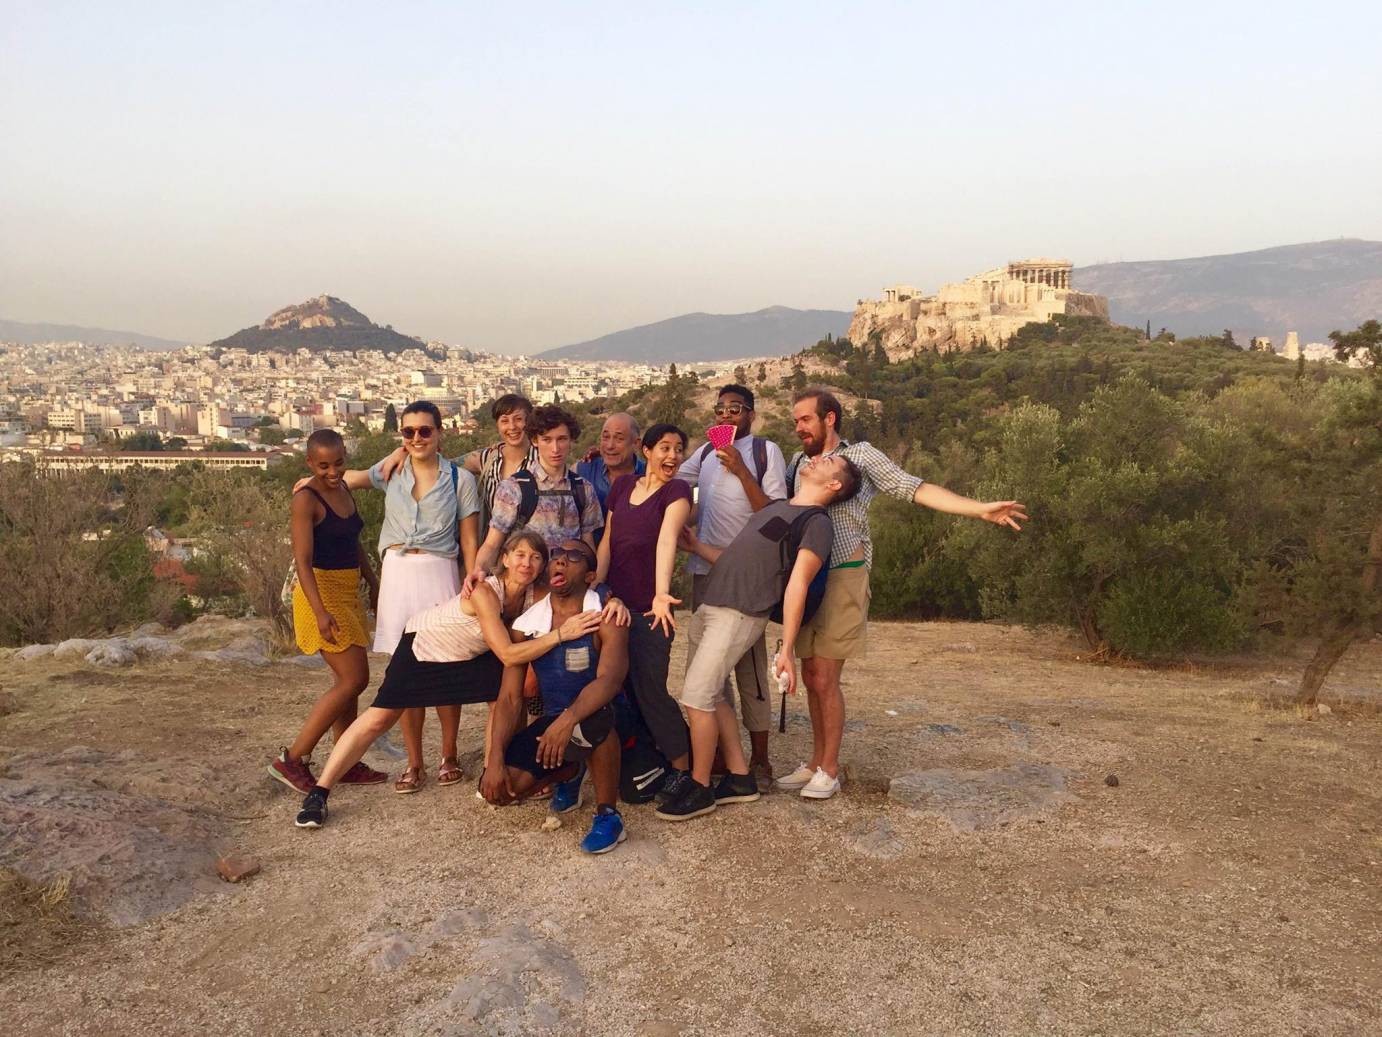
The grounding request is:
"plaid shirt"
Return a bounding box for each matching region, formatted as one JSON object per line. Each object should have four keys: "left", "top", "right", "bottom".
{"left": 788, "top": 439, "right": 924, "bottom": 568}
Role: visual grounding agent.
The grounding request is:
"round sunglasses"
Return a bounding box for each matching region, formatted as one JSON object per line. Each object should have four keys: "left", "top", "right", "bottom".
{"left": 401, "top": 425, "right": 436, "bottom": 440}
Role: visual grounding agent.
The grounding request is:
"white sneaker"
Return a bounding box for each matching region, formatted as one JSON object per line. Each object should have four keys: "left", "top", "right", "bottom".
{"left": 774, "top": 762, "right": 815, "bottom": 791}
{"left": 800, "top": 768, "right": 841, "bottom": 800}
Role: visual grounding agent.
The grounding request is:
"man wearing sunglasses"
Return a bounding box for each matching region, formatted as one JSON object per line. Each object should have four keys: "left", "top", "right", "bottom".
{"left": 675, "top": 384, "right": 788, "bottom": 790}
{"left": 481, "top": 539, "right": 631, "bottom": 854}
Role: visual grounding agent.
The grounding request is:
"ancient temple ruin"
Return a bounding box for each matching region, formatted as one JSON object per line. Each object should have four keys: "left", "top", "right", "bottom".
{"left": 849, "top": 259, "right": 1109, "bottom": 356}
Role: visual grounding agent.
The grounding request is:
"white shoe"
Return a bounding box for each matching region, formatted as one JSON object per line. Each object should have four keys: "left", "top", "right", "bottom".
{"left": 774, "top": 762, "right": 815, "bottom": 791}
{"left": 800, "top": 768, "right": 841, "bottom": 800}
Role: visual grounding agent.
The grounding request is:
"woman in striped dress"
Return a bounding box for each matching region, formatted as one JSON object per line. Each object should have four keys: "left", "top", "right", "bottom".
{"left": 462, "top": 393, "right": 539, "bottom": 531}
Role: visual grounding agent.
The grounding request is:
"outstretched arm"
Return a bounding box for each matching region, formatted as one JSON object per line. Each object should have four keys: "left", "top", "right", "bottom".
{"left": 646, "top": 497, "right": 690, "bottom": 635}
{"left": 534, "top": 621, "right": 630, "bottom": 770}
{"left": 914, "top": 483, "right": 1027, "bottom": 529}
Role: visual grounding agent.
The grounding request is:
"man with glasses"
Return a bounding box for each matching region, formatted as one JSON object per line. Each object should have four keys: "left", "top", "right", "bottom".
{"left": 675, "top": 384, "right": 787, "bottom": 790}
{"left": 481, "top": 539, "right": 631, "bottom": 854}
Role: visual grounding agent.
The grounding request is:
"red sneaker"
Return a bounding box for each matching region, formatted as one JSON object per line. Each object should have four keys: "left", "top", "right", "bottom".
{"left": 267, "top": 749, "right": 316, "bottom": 794}
{"left": 339, "top": 761, "right": 388, "bottom": 785}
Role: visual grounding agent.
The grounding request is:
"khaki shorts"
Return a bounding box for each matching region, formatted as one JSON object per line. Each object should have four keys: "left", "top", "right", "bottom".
{"left": 680, "top": 605, "right": 771, "bottom": 713}
{"left": 795, "top": 565, "right": 870, "bottom": 660}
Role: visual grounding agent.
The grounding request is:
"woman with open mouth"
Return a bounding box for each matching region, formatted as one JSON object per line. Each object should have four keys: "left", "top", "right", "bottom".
{"left": 593, "top": 423, "right": 694, "bottom": 791}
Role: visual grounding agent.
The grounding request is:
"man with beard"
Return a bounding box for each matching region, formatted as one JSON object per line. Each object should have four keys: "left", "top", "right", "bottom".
{"left": 480, "top": 539, "right": 632, "bottom": 854}
{"left": 783, "top": 387, "right": 1027, "bottom": 801}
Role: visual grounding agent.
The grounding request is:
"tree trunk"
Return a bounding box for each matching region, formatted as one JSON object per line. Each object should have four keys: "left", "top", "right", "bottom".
{"left": 1297, "top": 513, "right": 1382, "bottom": 705}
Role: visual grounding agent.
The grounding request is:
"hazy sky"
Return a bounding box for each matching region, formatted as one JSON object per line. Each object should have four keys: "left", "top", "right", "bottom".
{"left": 3, "top": 1, "right": 1380, "bottom": 353}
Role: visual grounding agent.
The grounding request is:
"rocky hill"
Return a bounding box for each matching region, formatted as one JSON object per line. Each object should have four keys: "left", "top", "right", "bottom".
{"left": 206, "top": 295, "right": 424, "bottom": 354}
{"left": 541, "top": 305, "right": 852, "bottom": 362}
{"left": 1075, "top": 239, "right": 1382, "bottom": 343}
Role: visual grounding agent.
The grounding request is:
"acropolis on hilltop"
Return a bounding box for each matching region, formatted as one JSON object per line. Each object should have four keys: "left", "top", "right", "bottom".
{"left": 848, "top": 259, "right": 1110, "bottom": 356}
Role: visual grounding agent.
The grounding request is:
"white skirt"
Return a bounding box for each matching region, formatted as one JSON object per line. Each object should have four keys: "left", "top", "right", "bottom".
{"left": 373, "top": 552, "right": 461, "bottom": 655}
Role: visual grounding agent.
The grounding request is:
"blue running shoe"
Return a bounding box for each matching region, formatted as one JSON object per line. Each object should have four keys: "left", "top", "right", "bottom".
{"left": 580, "top": 807, "right": 626, "bottom": 855}
{"left": 550, "top": 764, "right": 585, "bottom": 814}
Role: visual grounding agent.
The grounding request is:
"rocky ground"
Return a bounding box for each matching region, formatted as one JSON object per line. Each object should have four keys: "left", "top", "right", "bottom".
{"left": 0, "top": 615, "right": 1379, "bottom": 1036}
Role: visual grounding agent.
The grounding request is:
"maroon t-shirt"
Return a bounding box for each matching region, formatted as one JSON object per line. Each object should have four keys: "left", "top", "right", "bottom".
{"left": 606, "top": 474, "right": 692, "bottom": 612}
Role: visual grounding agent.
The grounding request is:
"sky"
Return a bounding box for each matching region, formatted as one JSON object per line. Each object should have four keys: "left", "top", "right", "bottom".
{"left": 3, "top": 1, "right": 1380, "bottom": 353}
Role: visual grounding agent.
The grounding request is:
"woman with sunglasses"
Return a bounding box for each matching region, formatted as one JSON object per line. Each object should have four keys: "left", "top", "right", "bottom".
{"left": 593, "top": 423, "right": 694, "bottom": 790}
{"left": 316, "top": 400, "right": 482, "bottom": 793}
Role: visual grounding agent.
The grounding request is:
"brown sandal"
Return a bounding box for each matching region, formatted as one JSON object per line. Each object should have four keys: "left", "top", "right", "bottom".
{"left": 437, "top": 758, "right": 463, "bottom": 786}
{"left": 394, "top": 766, "right": 425, "bottom": 794}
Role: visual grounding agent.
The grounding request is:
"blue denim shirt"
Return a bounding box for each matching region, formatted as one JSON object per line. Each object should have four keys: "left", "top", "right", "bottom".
{"left": 369, "top": 455, "right": 480, "bottom": 558}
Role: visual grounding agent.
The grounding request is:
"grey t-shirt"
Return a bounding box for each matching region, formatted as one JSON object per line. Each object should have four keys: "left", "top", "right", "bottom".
{"left": 701, "top": 500, "right": 832, "bottom": 617}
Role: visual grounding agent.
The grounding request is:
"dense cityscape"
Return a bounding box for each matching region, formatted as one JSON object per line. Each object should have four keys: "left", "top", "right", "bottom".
{"left": 0, "top": 340, "right": 681, "bottom": 470}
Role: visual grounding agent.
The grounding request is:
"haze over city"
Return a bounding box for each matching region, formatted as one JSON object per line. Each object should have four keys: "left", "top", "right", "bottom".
{"left": 3, "top": 0, "right": 1381, "bottom": 353}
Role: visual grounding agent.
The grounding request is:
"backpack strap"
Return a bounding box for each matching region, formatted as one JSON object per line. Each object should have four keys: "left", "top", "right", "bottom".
{"left": 751, "top": 437, "right": 768, "bottom": 489}
{"left": 698, "top": 441, "right": 714, "bottom": 463}
{"left": 786, "top": 451, "right": 804, "bottom": 493}
{"left": 512, "top": 469, "right": 540, "bottom": 528}
{"left": 568, "top": 471, "right": 589, "bottom": 521}
{"left": 449, "top": 459, "right": 459, "bottom": 494}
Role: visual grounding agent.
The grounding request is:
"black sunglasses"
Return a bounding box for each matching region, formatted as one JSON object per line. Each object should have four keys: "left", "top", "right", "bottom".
{"left": 401, "top": 426, "right": 435, "bottom": 440}
{"left": 550, "top": 546, "right": 594, "bottom": 565}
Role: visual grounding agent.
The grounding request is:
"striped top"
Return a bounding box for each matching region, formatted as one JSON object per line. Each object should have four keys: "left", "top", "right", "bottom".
{"left": 476, "top": 442, "right": 540, "bottom": 531}
{"left": 405, "top": 575, "right": 535, "bottom": 663}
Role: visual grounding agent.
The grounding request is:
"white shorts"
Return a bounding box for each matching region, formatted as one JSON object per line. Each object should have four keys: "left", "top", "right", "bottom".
{"left": 372, "top": 551, "right": 461, "bottom": 655}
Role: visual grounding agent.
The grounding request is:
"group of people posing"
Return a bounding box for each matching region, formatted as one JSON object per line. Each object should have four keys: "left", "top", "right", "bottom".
{"left": 270, "top": 384, "right": 1026, "bottom": 854}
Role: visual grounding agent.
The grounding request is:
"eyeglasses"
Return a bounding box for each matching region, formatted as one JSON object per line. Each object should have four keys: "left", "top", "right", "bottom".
{"left": 550, "top": 546, "right": 593, "bottom": 565}
{"left": 713, "top": 404, "right": 747, "bottom": 416}
{"left": 401, "top": 426, "right": 435, "bottom": 440}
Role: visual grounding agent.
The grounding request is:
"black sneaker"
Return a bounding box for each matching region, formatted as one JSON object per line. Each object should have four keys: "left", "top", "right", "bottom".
{"left": 713, "top": 772, "right": 761, "bottom": 805}
{"left": 655, "top": 768, "right": 692, "bottom": 806}
{"left": 295, "top": 789, "right": 328, "bottom": 829}
{"left": 654, "top": 779, "right": 716, "bottom": 822}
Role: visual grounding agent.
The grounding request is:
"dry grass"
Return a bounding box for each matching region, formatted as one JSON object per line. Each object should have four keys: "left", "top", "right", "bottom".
{"left": 0, "top": 869, "right": 91, "bottom": 978}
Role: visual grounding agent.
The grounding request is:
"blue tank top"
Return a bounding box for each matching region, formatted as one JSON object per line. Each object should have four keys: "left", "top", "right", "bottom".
{"left": 530, "top": 629, "right": 599, "bottom": 716}
{"left": 300, "top": 486, "right": 364, "bottom": 570}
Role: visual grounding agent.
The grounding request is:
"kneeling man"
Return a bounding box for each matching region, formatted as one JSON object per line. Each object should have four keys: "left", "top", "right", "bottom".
{"left": 481, "top": 540, "right": 631, "bottom": 854}
{"left": 664, "top": 453, "right": 861, "bottom": 821}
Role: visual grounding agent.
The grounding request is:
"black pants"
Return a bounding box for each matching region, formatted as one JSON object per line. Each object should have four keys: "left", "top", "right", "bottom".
{"left": 623, "top": 612, "right": 689, "bottom": 762}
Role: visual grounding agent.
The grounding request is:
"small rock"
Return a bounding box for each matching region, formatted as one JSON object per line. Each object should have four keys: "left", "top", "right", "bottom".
{"left": 541, "top": 815, "right": 563, "bottom": 832}
{"left": 216, "top": 852, "right": 261, "bottom": 883}
{"left": 943, "top": 641, "right": 978, "bottom": 653}
{"left": 884, "top": 709, "right": 898, "bottom": 717}
{"left": 1048, "top": 720, "right": 1061, "bottom": 727}
{"left": 86, "top": 640, "right": 138, "bottom": 667}
{"left": 1104, "top": 774, "right": 1120, "bottom": 787}
{"left": 1317, "top": 703, "right": 1333, "bottom": 716}
{"left": 15, "top": 643, "right": 56, "bottom": 662}
{"left": 52, "top": 638, "right": 100, "bottom": 661}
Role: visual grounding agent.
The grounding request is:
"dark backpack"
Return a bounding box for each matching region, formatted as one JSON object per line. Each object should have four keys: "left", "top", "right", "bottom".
{"left": 699, "top": 435, "right": 770, "bottom": 488}
{"left": 768, "top": 506, "right": 831, "bottom": 625}
{"left": 510, "top": 468, "right": 591, "bottom": 531}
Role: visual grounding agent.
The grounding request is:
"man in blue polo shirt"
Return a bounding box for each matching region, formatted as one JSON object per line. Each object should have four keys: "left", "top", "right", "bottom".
{"left": 577, "top": 413, "right": 645, "bottom": 533}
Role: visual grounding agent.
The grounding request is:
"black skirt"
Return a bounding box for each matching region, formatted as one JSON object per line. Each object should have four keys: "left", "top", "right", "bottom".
{"left": 372, "top": 632, "right": 504, "bottom": 709}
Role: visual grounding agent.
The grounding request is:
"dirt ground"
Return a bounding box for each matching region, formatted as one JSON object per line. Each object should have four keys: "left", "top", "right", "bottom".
{"left": 1, "top": 617, "right": 1379, "bottom": 1037}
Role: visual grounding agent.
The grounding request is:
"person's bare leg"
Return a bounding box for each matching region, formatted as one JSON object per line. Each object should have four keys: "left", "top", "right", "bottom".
{"left": 400, "top": 707, "right": 425, "bottom": 771}
{"left": 288, "top": 646, "right": 369, "bottom": 761}
{"left": 330, "top": 695, "right": 358, "bottom": 742}
{"left": 687, "top": 706, "right": 720, "bottom": 786}
{"left": 588, "top": 734, "right": 619, "bottom": 806}
{"left": 714, "top": 699, "right": 750, "bottom": 775}
{"left": 436, "top": 705, "right": 461, "bottom": 767}
{"left": 316, "top": 707, "right": 403, "bottom": 789}
{"left": 808, "top": 656, "right": 847, "bottom": 777}
{"left": 801, "top": 657, "right": 828, "bottom": 770}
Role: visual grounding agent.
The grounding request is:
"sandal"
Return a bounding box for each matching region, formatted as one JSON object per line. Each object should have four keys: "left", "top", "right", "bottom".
{"left": 394, "top": 766, "right": 425, "bottom": 794}
{"left": 437, "top": 757, "right": 463, "bottom": 786}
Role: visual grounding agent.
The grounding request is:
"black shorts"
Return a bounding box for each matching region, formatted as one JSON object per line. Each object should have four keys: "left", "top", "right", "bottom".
{"left": 503, "top": 705, "right": 614, "bottom": 779}
{"left": 372, "top": 632, "right": 503, "bottom": 710}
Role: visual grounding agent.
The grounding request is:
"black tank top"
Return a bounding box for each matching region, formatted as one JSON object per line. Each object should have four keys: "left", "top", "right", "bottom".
{"left": 300, "top": 486, "right": 365, "bottom": 570}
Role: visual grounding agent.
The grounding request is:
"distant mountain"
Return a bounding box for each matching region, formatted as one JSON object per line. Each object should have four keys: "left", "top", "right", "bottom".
{"left": 0, "top": 318, "right": 188, "bottom": 351}
{"left": 1075, "top": 239, "right": 1382, "bottom": 343}
{"left": 541, "top": 306, "right": 853, "bottom": 362}
{"left": 207, "top": 295, "right": 424, "bottom": 354}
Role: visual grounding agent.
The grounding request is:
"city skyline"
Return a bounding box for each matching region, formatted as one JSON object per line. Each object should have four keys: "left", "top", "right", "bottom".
{"left": 4, "top": 2, "right": 1381, "bottom": 353}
